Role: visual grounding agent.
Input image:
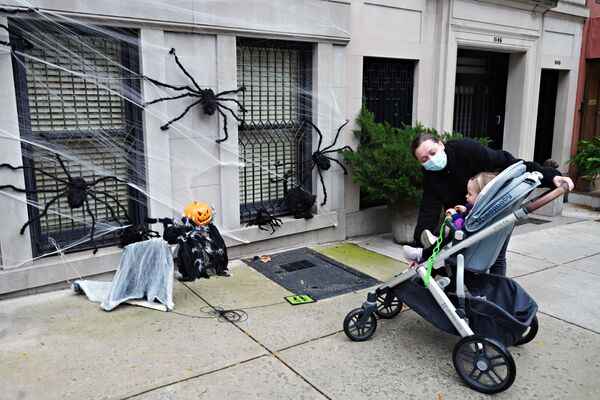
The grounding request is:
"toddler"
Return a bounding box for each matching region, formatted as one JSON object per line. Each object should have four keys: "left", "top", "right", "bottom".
{"left": 402, "top": 172, "right": 496, "bottom": 267}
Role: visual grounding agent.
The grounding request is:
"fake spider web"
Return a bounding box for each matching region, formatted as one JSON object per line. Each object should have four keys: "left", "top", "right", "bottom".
{"left": 0, "top": 1, "right": 350, "bottom": 277}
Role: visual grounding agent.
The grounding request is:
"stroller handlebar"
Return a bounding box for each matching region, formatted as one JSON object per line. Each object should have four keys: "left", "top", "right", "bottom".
{"left": 524, "top": 183, "right": 569, "bottom": 214}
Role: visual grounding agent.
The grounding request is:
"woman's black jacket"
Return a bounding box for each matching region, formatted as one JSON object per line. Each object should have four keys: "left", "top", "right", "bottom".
{"left": 413, "top": 138, "right": 561, "bottom": 243}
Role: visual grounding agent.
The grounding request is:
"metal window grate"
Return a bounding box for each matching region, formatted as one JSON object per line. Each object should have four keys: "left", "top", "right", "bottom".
{"left": 10, "top": 22, "right": 146, "bottom": 257}
{"left": 237, "top": 39, "right": 313, "bottom": 222}
{"left": 362, "top": 57, "right": 415, "bottom": 128}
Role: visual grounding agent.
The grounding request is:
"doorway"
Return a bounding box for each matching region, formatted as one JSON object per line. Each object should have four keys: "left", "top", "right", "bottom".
{"left": 453, "top": 49, "right": 509, "bottom": 149}
{"left": 534, "top": 69, "right": 559, "bottom": 164}
{"left": 581, "top": 59, "right": 600, "bottom": 141}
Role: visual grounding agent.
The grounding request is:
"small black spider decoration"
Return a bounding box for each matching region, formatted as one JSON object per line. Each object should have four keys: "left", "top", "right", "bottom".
{"left": 118, "top": 225, "right": 160, "bottom": 248}
{"left": 246, "top": 207, "right": 283, "bottom": 235}
{"left": 0, "top": 154, "right": 130, "bottom": 254}
{"left": 305, "top": 119, "right": 353, "bottom": 206}
{"left": 143, "top": 48, "right": 247, "bottom": 143}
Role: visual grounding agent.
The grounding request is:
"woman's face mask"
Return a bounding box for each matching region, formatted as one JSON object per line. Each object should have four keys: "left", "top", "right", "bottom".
{"left": 422, "top": 146, "right": 447, "bottom": 171}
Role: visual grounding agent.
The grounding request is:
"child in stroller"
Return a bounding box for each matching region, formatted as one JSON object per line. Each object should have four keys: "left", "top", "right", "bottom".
{"left": 342, "top": 161, "right": 569, "bottom": 394}
{"left": 402, "top": 171, "right": 496, "bottom": 267}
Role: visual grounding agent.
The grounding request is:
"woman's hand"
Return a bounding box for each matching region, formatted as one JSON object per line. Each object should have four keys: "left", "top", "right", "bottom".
{"left": 553, "top": 175, "right": 575, "bottom": 191}
{"left": 454, "top": 205, "right": 467, "bottom": 213}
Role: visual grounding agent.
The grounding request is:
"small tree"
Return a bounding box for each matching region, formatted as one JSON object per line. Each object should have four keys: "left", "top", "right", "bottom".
{"left": 342, "top": 107, "right": 430, "bottom": 207}
{"left": 343, "top": 106, "right": 490, "bottom": 207}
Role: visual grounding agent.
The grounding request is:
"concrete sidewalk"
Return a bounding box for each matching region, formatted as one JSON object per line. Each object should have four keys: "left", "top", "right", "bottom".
{"left": 1, "top": 203, "right": 599, "bottom": 399}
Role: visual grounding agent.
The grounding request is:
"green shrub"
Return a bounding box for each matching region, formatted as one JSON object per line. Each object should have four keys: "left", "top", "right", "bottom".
{"left": 343, "top": 106, "right": 490, "bottom": 207}
{"left": 568, "top": 136, "right": 600, "bottom": 182}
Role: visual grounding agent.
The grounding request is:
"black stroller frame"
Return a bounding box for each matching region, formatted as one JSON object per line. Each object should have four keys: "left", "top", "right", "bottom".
{"left": 343, "top": 162, "right": 569, "bottom": 394}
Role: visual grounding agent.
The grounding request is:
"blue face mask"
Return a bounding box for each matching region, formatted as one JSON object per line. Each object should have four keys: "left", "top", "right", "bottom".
{"left": 422, "top": 148, "right": 447, "bottom": 171}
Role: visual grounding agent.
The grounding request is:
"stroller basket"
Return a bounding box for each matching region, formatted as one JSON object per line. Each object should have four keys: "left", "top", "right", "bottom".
{"left": 393, "top": 273, "right": 537, "bottom": 347}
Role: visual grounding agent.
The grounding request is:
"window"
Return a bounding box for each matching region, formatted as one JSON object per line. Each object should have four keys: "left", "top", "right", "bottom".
{"left": 237, "top": 39, "right": 313, "bottom": 222}
{"left": 10, "top": 22, "right": 146, "bottom": 256}
{"left": 363, "top": 57, "right": 415, "bottom": 128}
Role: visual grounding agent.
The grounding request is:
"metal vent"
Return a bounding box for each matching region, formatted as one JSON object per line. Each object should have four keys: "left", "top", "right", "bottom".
{"left": 280, "top": 260, "right": 317, "bottom": 272}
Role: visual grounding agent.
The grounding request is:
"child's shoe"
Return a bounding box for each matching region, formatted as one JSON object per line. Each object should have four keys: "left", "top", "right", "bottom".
{"left": 420, "top": 229, "right": 438, "bottom": 247}
{"left": 401, "top": 245, "right": 423, "bottom": 262}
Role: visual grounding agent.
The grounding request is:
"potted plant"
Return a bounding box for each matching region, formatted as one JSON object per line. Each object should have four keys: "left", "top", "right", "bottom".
{"left": 342, "top": 107, "right": 430, "bottom": 243}
{"left": 568, "top": 136, "right": 600, "bottom": 191}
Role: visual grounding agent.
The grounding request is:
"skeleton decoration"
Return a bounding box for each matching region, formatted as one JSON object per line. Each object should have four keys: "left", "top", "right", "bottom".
{"left": 0, "top": 154, "right": 130, "bottom": 254}
{"left": 143, "top": 48, "right": 246, "bottom": 143}
{"left": 146, "top": 216, "right": 229, "bottom": 281}
{"left": 306, "top": 119, "right": 352, "bottom": 206}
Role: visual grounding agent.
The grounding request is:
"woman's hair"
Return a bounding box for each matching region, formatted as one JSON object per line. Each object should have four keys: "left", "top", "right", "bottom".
{"left": 410, "top": 133, "right": 442, "bottom": 158}
{"left": 469, "top": 172, "right": 497, "bottom": 194}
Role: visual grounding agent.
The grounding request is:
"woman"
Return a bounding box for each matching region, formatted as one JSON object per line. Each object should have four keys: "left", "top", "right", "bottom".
{"left": 411, "top": 134, "right": 574, "bottom": 276}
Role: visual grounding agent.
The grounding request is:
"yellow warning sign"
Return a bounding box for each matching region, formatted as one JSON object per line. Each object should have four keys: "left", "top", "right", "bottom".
{"left": 284, "top": 294, "right": 315, "bottom": 305}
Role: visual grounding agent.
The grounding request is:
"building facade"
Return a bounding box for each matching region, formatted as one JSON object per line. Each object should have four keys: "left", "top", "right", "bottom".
{"left": 571, "top": 0, "right": 600, "bottom": 178}
{"left": 0, "top": 0, "right": 587, "bottom": 297}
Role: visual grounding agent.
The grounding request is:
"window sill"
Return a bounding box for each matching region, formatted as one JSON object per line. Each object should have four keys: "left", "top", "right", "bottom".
{"left": 225, "top": 211, "right": 339, "bottom": 246}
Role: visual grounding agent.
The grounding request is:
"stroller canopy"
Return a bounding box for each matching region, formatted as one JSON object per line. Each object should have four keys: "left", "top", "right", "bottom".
{"left": 459, "top": 162, "right": 541, "bottom": 272}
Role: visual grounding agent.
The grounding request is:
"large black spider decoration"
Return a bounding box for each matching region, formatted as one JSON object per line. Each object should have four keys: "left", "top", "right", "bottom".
{"left": 0, "top": 154, "right": 130, "bottom": 254}
{"left": 305, "top": 119, "right": 352, "bottom": 206}
{"left": 246, "top": 207, "right": 283, "bottom": 235}
{"left": 143, "top": 48, "right": 247, "bottom": 143}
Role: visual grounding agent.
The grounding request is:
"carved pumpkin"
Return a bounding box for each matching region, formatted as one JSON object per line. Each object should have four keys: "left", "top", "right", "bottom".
{"left": 183, "top": 201, "right": 213, "bottom": 226}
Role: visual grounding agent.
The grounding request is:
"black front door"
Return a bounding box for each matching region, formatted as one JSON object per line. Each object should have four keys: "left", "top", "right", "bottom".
{"left": 453, "top": 49, "right": 509, "bottom": 149}
{"left": 534, "top": 69, "right": 559, "bottom": 164}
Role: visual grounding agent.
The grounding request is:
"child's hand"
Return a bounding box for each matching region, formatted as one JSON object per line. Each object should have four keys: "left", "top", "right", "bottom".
{"left": 454, "top": 205, "right": 467, "bottom": 213}
{"left": 445, "top": 208, "right": 457, "bottom": 216}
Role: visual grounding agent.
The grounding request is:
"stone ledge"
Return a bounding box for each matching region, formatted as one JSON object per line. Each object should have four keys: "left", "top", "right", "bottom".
{"left": 0, "top": 211, "right": 340, "bottom": 297}
{"left": 0, "top": 247, "right": 122, "bottom": 296}
{"left": 346, "top": 205, "right": 392, "bottom": 238}
{"left": 224, "top": 211, "right": 339, "bottom": 247}
{"left": 567, "top": 192, "right": 600, "bottom": 209}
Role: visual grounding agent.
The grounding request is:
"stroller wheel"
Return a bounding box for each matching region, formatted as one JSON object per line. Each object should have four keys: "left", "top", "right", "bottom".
{"left": 343, "top": 308, "right": 377, "bottom": 342}
{"left": 453, "top": 335, "right": 516, "bottom": 394}
{"left": 374, "top": 292, "right": 403, "bottom": 319}
{"left": 514, "top": 315, "right": 539, "bottom": 346}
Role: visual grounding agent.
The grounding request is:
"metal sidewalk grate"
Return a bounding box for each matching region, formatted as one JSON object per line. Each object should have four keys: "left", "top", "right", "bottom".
{"left": 244, "top": 247, "right": 379, "bottom": 301}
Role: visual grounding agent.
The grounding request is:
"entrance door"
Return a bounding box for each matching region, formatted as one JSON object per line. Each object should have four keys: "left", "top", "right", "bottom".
{"left": 534, "top": 69, "right": 559, "bottom": 164}
{"left": 453, "top": 49, "right": 509, "bottom": 149}
{"left": 581, "top": 59, "right": 600, "bottom": 141}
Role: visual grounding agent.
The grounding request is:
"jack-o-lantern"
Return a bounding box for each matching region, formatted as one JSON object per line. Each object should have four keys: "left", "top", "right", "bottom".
{"left": 183, "top": 201, "right": 213, "bottom": 226}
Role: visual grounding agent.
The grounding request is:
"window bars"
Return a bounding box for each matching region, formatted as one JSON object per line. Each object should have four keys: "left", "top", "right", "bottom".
{"left": 237, "top": 39, "right": 313, "bottom": 222}
{"left": 362, "top": 57, "right": 415, "bottom": 128}
{"left": 10, "top": 22, "right": 146, "bottom": 257}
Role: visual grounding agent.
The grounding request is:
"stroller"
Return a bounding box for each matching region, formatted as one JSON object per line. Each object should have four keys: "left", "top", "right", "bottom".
{"left": 342, "top": 162, "right": 569, "bottom": 394}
